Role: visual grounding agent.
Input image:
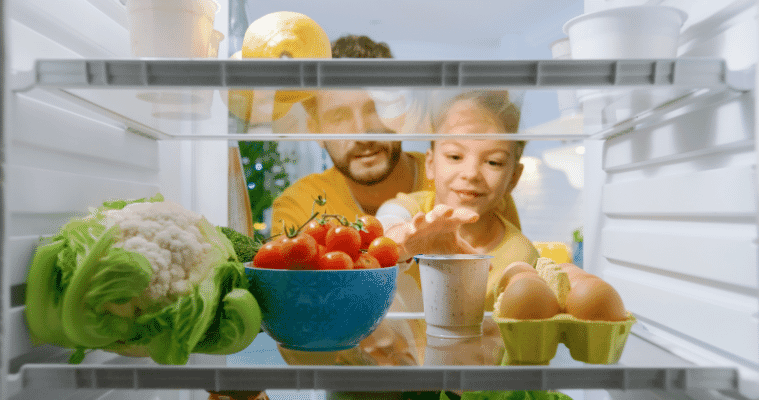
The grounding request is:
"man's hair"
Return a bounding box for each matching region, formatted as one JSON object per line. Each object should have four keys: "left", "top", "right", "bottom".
{"left": 303, "top": 35, "right": 393, "bottom": 120}
{"left": 431, "top": 90, "right": 525, "bottom": 160}
{"left": 331, "top": 35, "right": 393, "bottom": 58}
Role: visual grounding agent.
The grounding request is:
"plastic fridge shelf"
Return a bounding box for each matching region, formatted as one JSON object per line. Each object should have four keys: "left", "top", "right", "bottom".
{"left": 11, "top": 326, "right": 742, "bottom": 394}
{"left": 18, "top": 364, "right": 739, "bottom": 393}
{"left": 9, "top": 58, "right": 749, "bottom": 141}
{"left": 21, "top": 58, "right": 728, "bottom": 89}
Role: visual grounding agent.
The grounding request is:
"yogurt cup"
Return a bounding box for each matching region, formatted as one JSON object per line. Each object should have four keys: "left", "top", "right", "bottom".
{"left": 415, "top": 254, "right": 493, "bottom": 338}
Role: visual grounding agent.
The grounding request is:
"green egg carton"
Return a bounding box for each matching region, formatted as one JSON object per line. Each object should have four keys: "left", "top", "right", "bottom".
{"left": 493, "top": 313, "right": 637, "bottom": 365}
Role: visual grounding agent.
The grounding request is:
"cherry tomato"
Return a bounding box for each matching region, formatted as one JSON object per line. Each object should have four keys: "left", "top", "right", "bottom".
{"left": 301, "top": 219, "right": 331, "bottom": 245}
{"left": 317, "top": 251, "right": 354, "bottom": 270}
{"left": 368, "top": 237, "right": 400, "bottom": 268}
{"left": 316, "top": 244, "right": 327, "bottom": 259}
{"left": 252, "top": 240, "right": 286, "bottom": 269}
{"left": 281, "top": 234, "right": 318, "bottom": 267}
{"left": 326, "top": 225, "right": 362, "bottom": 260}
{"left": 357, "top": 215, "right": 384, "bottom": 249}
{"left": 354, "top": 253, "right": 381, "bottom": 269}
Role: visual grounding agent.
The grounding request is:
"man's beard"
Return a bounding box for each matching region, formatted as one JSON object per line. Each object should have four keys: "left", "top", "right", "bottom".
{"left": 330, "top": 143, "right": 403, "bottom": 186}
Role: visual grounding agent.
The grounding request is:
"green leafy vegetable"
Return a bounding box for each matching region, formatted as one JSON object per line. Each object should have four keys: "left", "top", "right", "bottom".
{"left": 24, "top": 195, "right": 261, "bottom": 365}
{"left": 219, "top": 226, "right": 264, "bottom": 263}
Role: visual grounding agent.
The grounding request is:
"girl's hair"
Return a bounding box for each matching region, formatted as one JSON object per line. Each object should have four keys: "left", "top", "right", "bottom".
{"left": 431, "top": 90, "right": 526, "bottom": 160}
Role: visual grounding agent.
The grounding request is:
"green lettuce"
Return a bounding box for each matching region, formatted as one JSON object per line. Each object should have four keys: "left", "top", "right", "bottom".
{"left": 24, "top": 195, "right": 261, "bottom": 365}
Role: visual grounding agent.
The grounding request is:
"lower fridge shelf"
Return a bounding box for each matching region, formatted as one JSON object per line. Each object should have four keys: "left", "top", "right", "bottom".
{"left": 13, "top": 329, "right": 741, "bottom": 394}
{"left": 17, "top": 364, "right": 738, "bottom": 392}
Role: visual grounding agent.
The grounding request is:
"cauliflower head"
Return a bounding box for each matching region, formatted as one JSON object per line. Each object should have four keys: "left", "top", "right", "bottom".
{"left": 25, "top": 195, "right": 261, "bottom": 365}
{"left": 102, "top": 200, "right": 235, "bottom": 307}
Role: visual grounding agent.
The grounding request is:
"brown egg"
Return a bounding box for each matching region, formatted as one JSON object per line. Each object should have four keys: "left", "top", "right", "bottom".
{"left": 565, "top": 277, "right": 628, "bottom": 321}
{"left": 495, "top": 272, "right": 560, "bottom": 320}
{"left": 557, "top": 263, "right": 596, "bottom": 287}
{"left": 493, "top": 261, "right": 539, "bottom": 296}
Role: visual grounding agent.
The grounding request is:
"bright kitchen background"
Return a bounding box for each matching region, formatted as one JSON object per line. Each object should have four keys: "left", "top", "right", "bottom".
{"left": 232, "top": 0, "right": 588, "bottom": 245}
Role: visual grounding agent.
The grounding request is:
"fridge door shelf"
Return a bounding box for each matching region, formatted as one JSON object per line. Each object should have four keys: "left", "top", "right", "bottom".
{"left": 587, "top": 84, "right": 748, "bottom": 140}
{"left": 9, "top": 58, "right": 751, "bottom": 141}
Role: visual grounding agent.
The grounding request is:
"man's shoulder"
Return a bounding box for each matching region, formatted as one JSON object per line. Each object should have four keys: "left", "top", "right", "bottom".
{"left": 277, "top": 169, "right": 344, "bottom": 198}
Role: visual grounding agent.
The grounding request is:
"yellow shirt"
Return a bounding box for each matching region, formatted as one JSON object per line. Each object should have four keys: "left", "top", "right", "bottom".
{"left": 270, "top": 152, "right": 431, "bottom": 236}
{"left": 387, "top": 191, "right": 539, "bottom": 312}
{"left": 270, "top": 152, "right": 522, "bottom": 236}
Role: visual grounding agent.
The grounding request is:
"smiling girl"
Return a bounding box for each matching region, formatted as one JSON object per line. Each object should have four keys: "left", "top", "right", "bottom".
{"left": 376, "top": 90, "right": 539, "bottom": 312}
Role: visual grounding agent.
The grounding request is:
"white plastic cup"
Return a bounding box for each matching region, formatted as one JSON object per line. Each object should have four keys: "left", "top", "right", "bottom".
{"left": 151, "top": 30, "right": 224, "bottom": 120}
{"left": 415, "top": 254, "right": 493, "bottom": 339}
{"left": 423, "top": 335, "right": 484, "bottom": 366}
{"left": 128, "top": 0, "right": 220, "bottom": 105}
{"left": 126, "top": 0, "right": 219, "bottom": 58}
{"left": 563, "top": 6, "right": 687, "bottom": 60}
{"left": 550, "top": 37, "right": 581, "bottom": 118}
{"left": 564, "top": 6, "right": 687, "bottom": 124}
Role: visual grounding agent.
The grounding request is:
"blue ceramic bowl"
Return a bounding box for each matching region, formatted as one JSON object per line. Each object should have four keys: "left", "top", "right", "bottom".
{"left": 244, "top": 265, "right": 398, "bottom": 352}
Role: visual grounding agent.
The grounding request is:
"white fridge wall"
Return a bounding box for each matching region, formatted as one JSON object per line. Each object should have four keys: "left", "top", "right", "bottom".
{"left": 1, "top": 0, "right": 228, "bottom": 398}
{"left": 583, "top": 0, "right": 759, "bottom": 382}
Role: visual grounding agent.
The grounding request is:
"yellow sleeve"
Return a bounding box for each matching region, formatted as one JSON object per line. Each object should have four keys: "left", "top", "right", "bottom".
{"left": 484, "top": 225, "right": 540, "bottom": 312}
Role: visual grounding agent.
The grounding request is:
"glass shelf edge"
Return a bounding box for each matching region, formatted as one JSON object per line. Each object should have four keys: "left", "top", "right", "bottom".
{"left": 28, "top": 58, "right": 732, "bottom": 90}
{"left": 163, "top": 133, "right": 591, "bottom": 141}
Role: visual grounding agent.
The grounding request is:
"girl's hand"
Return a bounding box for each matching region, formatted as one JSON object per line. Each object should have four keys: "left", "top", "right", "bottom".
{"left": 385, "top": 204, "right": 479, "bottom": 260}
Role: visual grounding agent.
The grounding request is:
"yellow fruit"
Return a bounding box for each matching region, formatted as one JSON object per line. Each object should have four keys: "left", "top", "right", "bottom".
{"left": 242, "top": 11, "right": 331, "bottom": 59}
{"left": 226, "top": 11, "right": 331, "bottom": 123}
{"left": 221, "top": 51, "right": 259, "bottom": 124}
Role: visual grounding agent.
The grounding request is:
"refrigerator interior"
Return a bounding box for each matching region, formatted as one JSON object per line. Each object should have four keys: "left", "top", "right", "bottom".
{"left": 1, "top": 0, "right": 758, "bottom": 400}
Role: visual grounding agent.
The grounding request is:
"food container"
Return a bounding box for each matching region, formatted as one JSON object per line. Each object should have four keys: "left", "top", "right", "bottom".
{"left": 415, "top": 254, "right": 493, "bottom": 339}
{"left": 493, "top": 312, "right": 637, "bottom": 365}
{"left": 563, "top": 6, "right": 687, "bottom": 60}
{"left": 244, "top": 265, "right": 398, "bottom": 352}
{"left": 549, "top": 38, "right": 581, "bottom": 118}
{"left": 564, "top": 6, "right": 688, "bottom": 122}
{"left": 128, "top": 0, "right": 220, "bottom": 104}
{"left": 126, "top": 0, "right": 219, "bottom": 58}
{"left": 151, "top": 29, "right": 224, "bottom": 119}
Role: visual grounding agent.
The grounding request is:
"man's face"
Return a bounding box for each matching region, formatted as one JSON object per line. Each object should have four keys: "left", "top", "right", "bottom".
{"left": 308, "top": 90, "right": 402, "bottom": 185}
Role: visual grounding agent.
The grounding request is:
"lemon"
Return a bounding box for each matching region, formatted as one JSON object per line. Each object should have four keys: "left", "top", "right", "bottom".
{"left": 242, "top": 11, "right": 331, "bottom": 59}
{"left": 225, "top": 11, "right": 331, "bottom": 124}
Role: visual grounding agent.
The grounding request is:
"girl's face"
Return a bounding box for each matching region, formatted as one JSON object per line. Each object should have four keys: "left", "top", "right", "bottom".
{"left": 427, "top": 100, "right": 523, "bottom": 216}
